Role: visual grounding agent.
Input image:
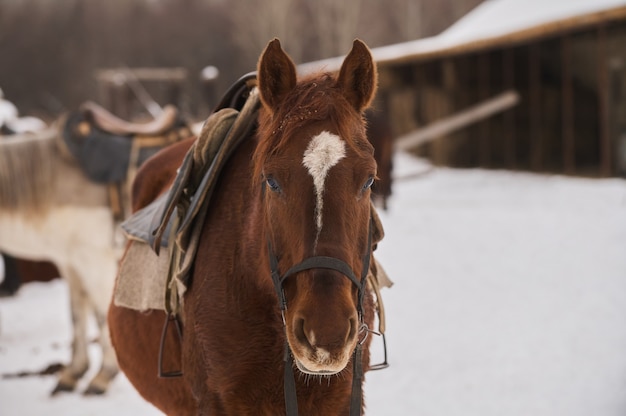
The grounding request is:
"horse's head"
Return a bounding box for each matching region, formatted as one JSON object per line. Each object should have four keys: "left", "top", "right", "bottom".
{"left": 254, "top": 39, "right": 377, "bottom": 376}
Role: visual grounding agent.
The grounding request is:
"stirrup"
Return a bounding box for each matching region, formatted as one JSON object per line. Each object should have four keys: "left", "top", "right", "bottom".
{"left": 368, "top": 332, "right": 389, "bottom": 371}
{"left": 158, "top": 312, "right": 184, "bottom": 378}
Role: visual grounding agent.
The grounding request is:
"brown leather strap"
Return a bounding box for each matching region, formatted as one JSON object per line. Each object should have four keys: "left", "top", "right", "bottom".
{"left": 107, "top": 183, "right": 124, "bottom": 222}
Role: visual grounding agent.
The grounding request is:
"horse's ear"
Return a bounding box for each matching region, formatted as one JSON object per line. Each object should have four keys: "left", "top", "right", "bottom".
{"left": 336, "top": 39, "right": 378, "bottom": 112}
{"left": 257, "top": 38, "right": 297, "bottom": 113}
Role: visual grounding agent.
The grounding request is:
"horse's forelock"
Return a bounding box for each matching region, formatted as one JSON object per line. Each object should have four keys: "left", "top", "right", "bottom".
{"left": 253, "top": 73, "right": 370, "bottom": 184}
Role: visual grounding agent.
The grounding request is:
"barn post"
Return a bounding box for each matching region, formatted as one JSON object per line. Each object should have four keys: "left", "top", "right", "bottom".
{"left": 478, "top": 52, "right": 491, "bottom": 167}
{"left": 529, "top": 43, "right": 542, "bottom": 172}
{"left": 597, "top": 24, "right": 611, "bottom": 176}
{"left": 561, "top": 35, "right": 575, "bottom": 174}
{"left": 503, "top": 48, "right": 516, "bottom": 169}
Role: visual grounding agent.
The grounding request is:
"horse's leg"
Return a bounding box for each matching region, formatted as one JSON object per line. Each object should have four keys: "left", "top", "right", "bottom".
{"left": 82, "top": 303, "right": 119, "bottom": 395}
{"left": 51, "top": 266, "right": 90, "bottom": 395}
{"left": 0, "top": 253, "right": 22, "bottom": 297}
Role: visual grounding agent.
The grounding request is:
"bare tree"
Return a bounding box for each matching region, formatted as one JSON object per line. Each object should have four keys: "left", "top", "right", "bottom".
{"left": 307, "top": 0, "right": 363, "bottom": 58}
{"left": 229, "top": 0, "right": 305, "bottom": 67}
{"left": 388, "top": 0, "right": 423, "bottom": 41}
{"left": 0, "top": 0, "right": 484, "bottom": 117}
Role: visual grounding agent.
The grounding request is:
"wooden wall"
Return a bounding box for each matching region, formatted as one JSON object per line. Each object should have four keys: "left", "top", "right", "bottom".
{"left": 380, "top": 19, "right": 626, "bottom": 177}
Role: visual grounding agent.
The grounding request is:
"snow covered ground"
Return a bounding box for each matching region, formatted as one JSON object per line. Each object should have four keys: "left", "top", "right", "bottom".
{"left": 1, "top": 152, "right": 625, "bottom": 415}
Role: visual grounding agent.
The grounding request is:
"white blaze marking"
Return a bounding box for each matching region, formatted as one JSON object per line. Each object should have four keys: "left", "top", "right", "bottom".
{"left": 302, "top": 131, "right": 346, "bottom": 233}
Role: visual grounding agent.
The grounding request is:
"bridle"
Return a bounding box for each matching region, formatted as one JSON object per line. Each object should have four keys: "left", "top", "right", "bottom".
{"left": 267, "top": 219, "right": 374, "bottom": 416}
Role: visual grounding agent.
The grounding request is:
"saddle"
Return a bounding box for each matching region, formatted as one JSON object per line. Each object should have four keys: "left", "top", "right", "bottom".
{"left": 60, "top": 101, "right": 193, "bottom": 220}
{"left": 80, "top": 101, "right": 179, "bottom": 136}
{"left": 116, "top": 73, "right": 259, "bottom": 312}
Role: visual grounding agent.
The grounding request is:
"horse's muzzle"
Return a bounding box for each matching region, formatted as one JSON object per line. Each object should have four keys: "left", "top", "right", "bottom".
{"left": 288, "top": 312, "right": 358, "bottom": 376}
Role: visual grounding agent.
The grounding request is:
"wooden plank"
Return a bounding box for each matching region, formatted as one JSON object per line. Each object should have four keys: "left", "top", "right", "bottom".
{"left": 395, "top": 90, "right": 520, "bottom": 151}
{"left": 95, "top": 67, "right": 188, "bottom": 82}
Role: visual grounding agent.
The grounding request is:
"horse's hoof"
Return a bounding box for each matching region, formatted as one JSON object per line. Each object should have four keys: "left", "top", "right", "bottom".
{"left": 83, "top": 385, "right": 106, "bottom": 396}
{"left": 50, "top": 381, "right": 75, "bottom": 396}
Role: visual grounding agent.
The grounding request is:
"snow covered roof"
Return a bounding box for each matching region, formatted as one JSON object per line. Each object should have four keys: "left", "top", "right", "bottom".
{"left": 299, "top": 0, "right": 626, "bottom": 74}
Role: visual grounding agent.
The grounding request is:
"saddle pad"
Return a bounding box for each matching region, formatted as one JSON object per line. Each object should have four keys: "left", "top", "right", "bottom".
{"left": 114, "top": 89, "right": 258, "bottom": 312}
{"left": 114, "top": 240, "right": 172, "bottom": 311}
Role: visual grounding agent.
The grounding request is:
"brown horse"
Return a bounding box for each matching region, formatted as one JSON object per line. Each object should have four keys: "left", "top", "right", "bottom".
{"left": 109, "top": 38, "right": 381, "bottom": 415}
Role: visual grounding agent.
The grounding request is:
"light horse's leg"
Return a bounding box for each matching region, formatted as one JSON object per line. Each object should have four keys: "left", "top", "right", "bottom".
{"left": 70, "top": 239, "right": 120, "bottom": 395}
{"left": 52, "top": 262, "right": 119, "bottom": 395}
{"left": 52, "top": 265, "right": 90, "bottom": 395}
{"left": 83, "top": 300, "right": 119, "bottom": 395}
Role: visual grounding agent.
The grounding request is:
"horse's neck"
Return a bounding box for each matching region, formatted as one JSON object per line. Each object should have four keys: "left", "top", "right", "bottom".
{"left": 240, "top": 183, "right": 275, "bottom": 293}
{"left": 53, "top": 149, "right": 109, "bottom": 208}
{"left": 212, "top": 138, "right": 276, "bottom": 299}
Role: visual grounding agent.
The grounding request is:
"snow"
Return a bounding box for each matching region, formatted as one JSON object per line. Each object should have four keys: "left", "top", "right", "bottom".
{"left": 439, "top": 0, "right": 626, "bottom": 44}
{"left": 0, "top": 88, "right": 46, "bottom": 133}
{"left": 0, "top": 96, "right": 19, "bottom": 126}
{"left": 1, "top": 152, "right": 626, "bottom": 415}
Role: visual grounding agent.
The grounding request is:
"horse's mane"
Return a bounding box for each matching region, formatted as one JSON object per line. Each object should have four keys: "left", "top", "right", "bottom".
{"left": 253, "top": 73, "right": 373, "bottom": 183}
{"left": 0, "top": 131, "right": 57, "bottom": 215}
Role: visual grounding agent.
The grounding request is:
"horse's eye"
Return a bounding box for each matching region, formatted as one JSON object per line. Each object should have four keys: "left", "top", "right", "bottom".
{"left": 266, "top": 176, "right": 281, "bottom": 192}
{"left": 362, "top": 176, "right": 375, "bottom": 191}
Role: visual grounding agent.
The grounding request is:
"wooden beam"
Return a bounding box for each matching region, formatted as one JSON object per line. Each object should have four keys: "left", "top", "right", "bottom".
{"left": 395, "top": 90, "right": 520, "bottom": 151}
{"left": 529, "top": 43, "right": 542, "bottom": 171}
{"left": 597, "top": 25, "right": 611, "bottom": 176}
{"left": 478, "top": 53, "right": 491, "bottom": 166}
{"left": 503, "top": 49, "right": 516, "bottom": 168}
{"left": 95, "top": 67, "right": 188, "bottom": 82}
{"left": 561, "top": 35, "right": 575, "bottom": 174}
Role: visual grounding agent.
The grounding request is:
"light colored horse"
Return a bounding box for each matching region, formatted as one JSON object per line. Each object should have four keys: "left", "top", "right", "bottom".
{"left": 0, "top": 130, "right": 120, "bottom": 394}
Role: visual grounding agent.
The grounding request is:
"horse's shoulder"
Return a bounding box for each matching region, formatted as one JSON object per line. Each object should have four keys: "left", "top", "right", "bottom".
{"left": 132, "top": 137, "right": 196, "bottom": 211}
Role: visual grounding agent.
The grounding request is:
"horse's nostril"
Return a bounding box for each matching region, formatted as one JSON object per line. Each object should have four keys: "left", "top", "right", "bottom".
{"left": 294, "top": 318, "right": 312, "bottom": 349}
{"left": 347, "top": 316, "right": 358, "bottom": 344}
{"left": 293, "top": 314, "right": 357, "bottom": 352}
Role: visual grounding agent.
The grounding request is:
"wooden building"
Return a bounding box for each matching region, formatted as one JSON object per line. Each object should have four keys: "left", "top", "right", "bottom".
{"left": 301, "top": 0, "right": 626, "bottom": 177}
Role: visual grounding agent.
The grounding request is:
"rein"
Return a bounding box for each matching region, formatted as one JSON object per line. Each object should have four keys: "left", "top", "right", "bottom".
{"left": 268, "top": 221, "right": 374, "bottom": 416}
